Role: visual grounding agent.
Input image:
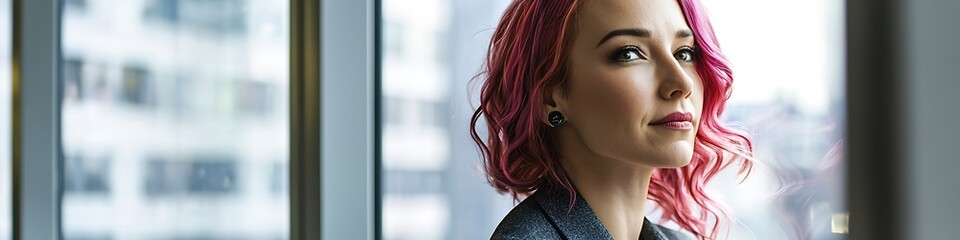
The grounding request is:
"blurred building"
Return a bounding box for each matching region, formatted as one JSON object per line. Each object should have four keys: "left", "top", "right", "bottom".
{"left": 60, "top": 0, "right": 289, "bottom": 239}
{"left": 381, "top": 0, "right": 515, "bottom": 239}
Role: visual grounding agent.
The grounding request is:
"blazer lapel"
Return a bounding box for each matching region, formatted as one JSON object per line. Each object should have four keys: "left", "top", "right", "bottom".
{"left": 531, "top": 187, "right": 671, "bottom": 240}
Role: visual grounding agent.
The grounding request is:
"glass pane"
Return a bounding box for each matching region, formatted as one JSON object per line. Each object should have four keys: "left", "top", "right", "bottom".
{"left": 702, "top": 0, "right": 847, "bottom": 238}
{"left": 60, "top": 0, "right": 289, "bottom": 239}
{"left": 380, "top": 0, "right": 516, "bottom": 239}
{"left": 380, "top": 0, "right": 845, "bottom": 239}
{"left": 0, "top": 0, "right": 10, "bottom": 238}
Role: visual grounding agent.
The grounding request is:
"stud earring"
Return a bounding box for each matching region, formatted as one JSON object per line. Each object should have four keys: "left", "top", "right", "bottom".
{"left": 548, "top": 111, "right": 565, "bottom": 128}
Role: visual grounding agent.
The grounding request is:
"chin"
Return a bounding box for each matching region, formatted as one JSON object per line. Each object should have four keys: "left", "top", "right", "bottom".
{"left": 648, "top": 155, "right": 691, "bottom": 168}
{"left": 670, "top": 154, "right": 694, "bottom": 168}
{"left": 650, "top": 143, "right": 695, "bottom": 168}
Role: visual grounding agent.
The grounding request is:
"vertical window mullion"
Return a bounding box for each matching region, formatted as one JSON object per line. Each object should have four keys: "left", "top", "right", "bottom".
{"left": 319, "top": 0, "right": 375, "bottom": 239}
{"left": 847, "top": 0, "right": 904, "bottom": 239}
{"left": 12, "top": 0, "right": 61, "bottom": 238}
{"left": 290, "top": 0, "right": 322, "bottom": 239}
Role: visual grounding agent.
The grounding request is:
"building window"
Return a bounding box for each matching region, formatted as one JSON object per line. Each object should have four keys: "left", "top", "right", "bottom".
{"left": 63, "top": 155, "right": 111, "bottom": 194}
{"left": 63, "top": 58, "right": 85, "bottom": 102}
{"left": 144, "top": 158, "right": 239, "bottom": 197}
{"left": 120, "top": 65, "right": 153, "bottom": 107}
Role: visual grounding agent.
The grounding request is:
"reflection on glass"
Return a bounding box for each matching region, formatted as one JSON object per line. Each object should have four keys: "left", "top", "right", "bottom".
{"left": 701, "top": 0, "right": 846, "bottom": 239}
{"left": 0, "top": 0, "right": 9, "bottom": 238}
{"left": 60, "top": 0, "right": 289, "bottom": 239}
{"left": 380, "top": 0, "right": 845, "bottom": 239}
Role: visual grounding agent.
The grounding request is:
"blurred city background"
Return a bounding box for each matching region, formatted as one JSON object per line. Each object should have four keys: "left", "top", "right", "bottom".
{"left": 379, "top": 0, "right": 846, "bottom": 239}
{"left": 59, "top": 0, "right": 289, "bottom": 239}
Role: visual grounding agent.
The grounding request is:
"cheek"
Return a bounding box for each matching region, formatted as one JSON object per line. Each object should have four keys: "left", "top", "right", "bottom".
{"left": 565, "top": 66, "right": 659, "bottom": 160}
{"left": 568, "top": 69, "right": 653, "bottom": 127}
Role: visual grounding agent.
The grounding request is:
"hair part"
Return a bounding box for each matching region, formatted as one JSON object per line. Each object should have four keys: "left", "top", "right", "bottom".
{"left": 470, "top": 0, "right": 755, "bottom": 239}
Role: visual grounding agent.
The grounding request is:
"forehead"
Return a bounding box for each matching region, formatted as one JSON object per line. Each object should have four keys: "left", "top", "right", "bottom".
{"left": 576, "top": 0, "right": 690, "bottom": 40}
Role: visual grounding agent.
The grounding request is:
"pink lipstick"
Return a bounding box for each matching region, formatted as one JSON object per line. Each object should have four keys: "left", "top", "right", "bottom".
{"left": 650, "top": 112, "right": 693, "bottom": 130}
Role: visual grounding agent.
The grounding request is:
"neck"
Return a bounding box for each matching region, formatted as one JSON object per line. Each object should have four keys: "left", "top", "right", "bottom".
{"left": 557, "top": 130, "right": 655, "bottom": 240}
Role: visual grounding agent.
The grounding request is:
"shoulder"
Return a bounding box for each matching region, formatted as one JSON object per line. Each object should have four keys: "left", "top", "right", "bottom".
{"left": 490, "top": 197, "right": 560, "bottom": 240}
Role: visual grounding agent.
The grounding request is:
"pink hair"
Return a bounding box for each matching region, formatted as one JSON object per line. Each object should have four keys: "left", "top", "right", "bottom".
{"left": 469, "top": 0, "right": 754, "bottom": 239}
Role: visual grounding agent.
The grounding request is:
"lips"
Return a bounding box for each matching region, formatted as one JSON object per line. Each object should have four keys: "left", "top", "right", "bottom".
{"left": 650, "top": 112, "right": 693, "bottom": 130}
{"left": 650, "top": 112, "right": 693, "bottom": 125}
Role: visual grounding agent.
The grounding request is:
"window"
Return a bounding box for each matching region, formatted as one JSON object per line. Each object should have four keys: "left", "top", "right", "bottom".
{"left": 62, "top": 58, "right": 84, "bottom": 101}
{"left": 63, "top": 155, "right": 111, "bottom": 194}
{"left": 378, "top": 0, "right": 846, "bottom": 239}
{"left": 119, "top": 64, "right": 153, "bottom": 107}
{"left": 701, "top": 0, "right": 846, "bottom": 238}
{"left": 144, "top": 157, "right": 239, "bottom": 197}
{"left": 379, "top": 0, "right": 517, "bottom": 239}
{"left": 60, "top": 0, "right": 290, "bottom": 239}
{"left": 143, "top": 0, "right": 247, "bottom": 35}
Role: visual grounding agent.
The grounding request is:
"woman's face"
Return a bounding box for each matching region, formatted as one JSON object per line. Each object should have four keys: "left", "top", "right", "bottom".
{"left": 550, "top": 0, "right": 703, "bottom": 168}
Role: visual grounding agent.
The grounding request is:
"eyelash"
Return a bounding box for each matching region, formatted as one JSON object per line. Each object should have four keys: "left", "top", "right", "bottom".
{"left": 609, "top": 46, "right": 645, "bottom": 62}
{"left": 674, "top": 46, "right": 699, "bottom": 63}
{"left": 608, "top": 45, "right": 700, "bottom": 63}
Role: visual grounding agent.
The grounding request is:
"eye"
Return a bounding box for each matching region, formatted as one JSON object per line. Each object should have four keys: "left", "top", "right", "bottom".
{"left": 610, "top": 46, "right": 645, "bottom": 62}
{"left": 674, "top": 47, "right": 698, "bottom": 63}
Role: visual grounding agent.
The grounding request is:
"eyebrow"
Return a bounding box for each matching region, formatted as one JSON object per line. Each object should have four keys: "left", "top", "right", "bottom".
{"left": 595, "top": 28, "right": 695, "bottom": 48}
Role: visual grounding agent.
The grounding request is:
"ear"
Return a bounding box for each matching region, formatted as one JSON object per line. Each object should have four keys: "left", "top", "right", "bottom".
{"left": 542, "top": 84, "right": 567, "bottom": 124}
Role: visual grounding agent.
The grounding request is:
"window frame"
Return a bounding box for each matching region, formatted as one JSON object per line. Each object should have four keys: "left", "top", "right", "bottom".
{"left": 12, "top": 0, "right": 62, "bottom": 238}
{"left": 289, "top": 0, "right": 322, "bottom": 239}
{"left": 846, "top": 0, "right": 906, "bottom": 239}
{"left": 317, "top": 0, "right": 377, "bottom": 239}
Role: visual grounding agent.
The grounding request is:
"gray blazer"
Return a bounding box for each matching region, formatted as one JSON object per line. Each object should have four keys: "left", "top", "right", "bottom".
{"left": 491, "top": 187, "right": 692, "bottom": 240}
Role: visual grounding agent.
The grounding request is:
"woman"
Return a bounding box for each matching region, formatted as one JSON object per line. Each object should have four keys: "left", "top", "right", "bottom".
{"left": 470, "top": 0, "right": 755, "bottom": 239}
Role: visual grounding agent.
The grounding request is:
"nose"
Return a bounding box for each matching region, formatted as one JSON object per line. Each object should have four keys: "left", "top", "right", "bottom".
{"left": 656, "top": 60, "right": 695, "bottom": 101}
